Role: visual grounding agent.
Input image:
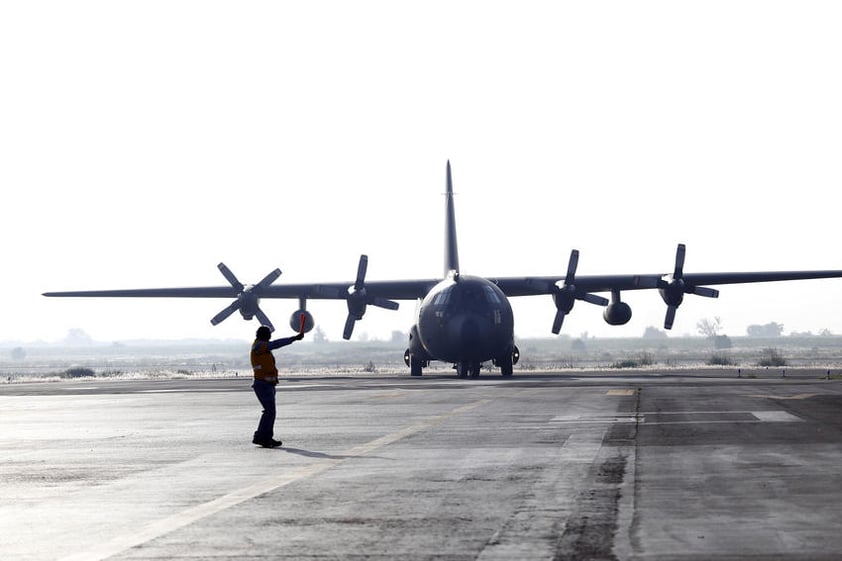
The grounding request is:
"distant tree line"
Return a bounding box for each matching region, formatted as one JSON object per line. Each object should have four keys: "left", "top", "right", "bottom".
{"left": 642, "top": 326, "right": 668, "bottom": 339}
{"left": 746, "top": 322, "right": 784, "bottom": 337}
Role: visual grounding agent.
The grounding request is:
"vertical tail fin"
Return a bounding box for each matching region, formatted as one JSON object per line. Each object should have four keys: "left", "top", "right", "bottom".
{"left": 444, "top": 160, "right": 460, "bottom": 277}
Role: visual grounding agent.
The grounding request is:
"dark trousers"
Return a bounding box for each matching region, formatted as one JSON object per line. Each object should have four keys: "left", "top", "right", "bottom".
{"left": 252, "top": 379, "right": 277, "bottom": 442}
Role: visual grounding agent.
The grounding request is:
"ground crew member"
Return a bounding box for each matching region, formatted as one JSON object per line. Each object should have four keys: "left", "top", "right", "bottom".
{"left": 250, "top": 325, "right": 303, "bottom": 448}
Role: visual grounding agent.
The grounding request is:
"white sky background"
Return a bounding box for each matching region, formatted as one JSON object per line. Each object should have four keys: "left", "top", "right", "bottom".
{"left": 2, "top": 1, "right": 841, "bottom": 344}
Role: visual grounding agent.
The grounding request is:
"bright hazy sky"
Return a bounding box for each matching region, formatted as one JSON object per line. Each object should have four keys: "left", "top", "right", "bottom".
{"left": 2, "top": 2, "right": 841, "bottom": 344}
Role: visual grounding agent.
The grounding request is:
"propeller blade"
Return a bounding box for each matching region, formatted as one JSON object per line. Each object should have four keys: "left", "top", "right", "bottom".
{"left": 256, "top": 268, "right": 282, "bottom": 288}
{"left": 565, "top": 250, "right": 579, "bottom": 284}
{"left": 343, "top": 255, "right": 398, "bottom": 334}
{"left": 217, "top": 263, "right": 244, "bottom": 292}
{"left": 658, "top": 245, "right": 721, "bottom": 329}
{"left": 692, "top": 286, "right": 719, "bottom": 298}
{"left": 550, "top": 249, "right": 606, "bottom": 334}
{"left": 343, "top": 315, "right": 357, "bottom": 340}
{"left": 551, "top": 309, "right": 566, "bottom": 334}
{"left": 210, "top": 264, "right": 280, "bottom": 330}
{"left": 254, "top": 307, "right": 275, "bottom": 332}
{"left": 211, "top": 300, "right": 241, "bottom": 326}
{"left": 581, "top": 293, "right": 609, "bottom": 307}
{"left": 354, "top": 255, "right": 368, "bottom": 290}
{"left": 372, "top": 297, "right": 400, "bottom": 311}
{"left": 673, "top": 244, "right": 686, "bottom": 279}
{"left": 664, "top": 305, "right": 678, "bottom": 330}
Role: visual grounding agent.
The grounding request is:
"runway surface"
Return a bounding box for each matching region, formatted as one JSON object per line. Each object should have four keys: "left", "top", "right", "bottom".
{"left": 2, "top": 371, "right": 842, "bottom": 560}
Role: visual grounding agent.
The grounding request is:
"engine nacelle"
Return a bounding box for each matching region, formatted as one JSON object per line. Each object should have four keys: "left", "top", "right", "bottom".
{"left": 289, "top": 309, "right": 315, "bottom": 333}
{"left": 603, "top": 301, "right": 632, "bottom": 325}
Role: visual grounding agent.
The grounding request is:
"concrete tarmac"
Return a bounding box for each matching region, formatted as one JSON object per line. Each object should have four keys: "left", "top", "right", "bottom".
{"left": 2, "top": 371, "right": 842, "bottom": 560}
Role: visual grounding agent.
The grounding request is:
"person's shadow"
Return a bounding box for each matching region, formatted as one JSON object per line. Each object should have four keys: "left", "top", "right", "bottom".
{"left": 280, "top": 447, "right": 350, "bottom": 460}
{"left": 280, "top": 447, "right": 388, "bottom": 461}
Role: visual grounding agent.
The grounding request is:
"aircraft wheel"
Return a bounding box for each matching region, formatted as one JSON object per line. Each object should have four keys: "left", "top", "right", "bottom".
{"left": 470, "top": 363, "right": 481, "bottom": 377}
{"left": 456, "top": 362, "right": 469, "bottom": 377}
{"left": 410, "top": 356, "right": 423, "bottom": 377}
{"left": 499, "top": 356, "right": 513, "bottom": 377}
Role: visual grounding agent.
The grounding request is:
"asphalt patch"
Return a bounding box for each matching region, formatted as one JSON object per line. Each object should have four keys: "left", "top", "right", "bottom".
{"left": 554, "top": 454, "right": 628, "bottom": 561}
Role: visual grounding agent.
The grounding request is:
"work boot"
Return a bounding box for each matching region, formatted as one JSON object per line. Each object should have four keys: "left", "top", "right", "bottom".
{"left": 252, "top": 438, "right": 282, "bottom": 448}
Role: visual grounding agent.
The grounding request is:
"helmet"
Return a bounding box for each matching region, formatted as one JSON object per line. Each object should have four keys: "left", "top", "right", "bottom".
{"left": 255, "top": 326, "right": 272, "bottom": 341}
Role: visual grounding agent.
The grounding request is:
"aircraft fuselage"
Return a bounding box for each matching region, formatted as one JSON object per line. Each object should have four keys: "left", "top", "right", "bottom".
{"left": 415, "top": 274, "right": 515, "bottom": 375}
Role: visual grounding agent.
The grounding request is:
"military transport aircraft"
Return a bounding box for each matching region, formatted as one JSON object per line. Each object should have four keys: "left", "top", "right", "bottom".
{"left": 45, "top": 161, "right": 842, "bottom": 377}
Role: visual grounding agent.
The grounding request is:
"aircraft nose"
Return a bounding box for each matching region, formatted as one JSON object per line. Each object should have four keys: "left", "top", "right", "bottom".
{"left": 451, "top": 315, "right": 483, "bottom": 352}
{"left": 461, "top": 317, "right": 480, "bottom": 345}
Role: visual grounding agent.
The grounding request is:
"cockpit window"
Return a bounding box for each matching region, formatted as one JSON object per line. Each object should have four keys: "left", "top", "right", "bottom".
{"left": 433, "top": 289, "right": 451, "bottom": 306}
{"left": 483, "top": 285, "right": 501, "bottom": 304}
{"left": 432, "top": 283, "right": 501, "bottom": 308}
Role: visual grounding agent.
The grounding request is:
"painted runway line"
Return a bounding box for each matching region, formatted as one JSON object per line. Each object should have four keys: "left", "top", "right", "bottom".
{"left": 551, "top": 410, "right": 802, "bottom": 425}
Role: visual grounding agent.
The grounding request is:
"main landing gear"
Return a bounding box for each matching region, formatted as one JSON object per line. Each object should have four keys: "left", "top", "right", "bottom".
{"left": 491, "top": 345, "right": 518, "bottom": 377}
{"left": 457, "top": 346, "right": 518, "bottom": 377}
{"left": 405, "top": 346, "right": 519, "bottom": 378}
{"left": 404, "top": 350, "right": 427, "bottom": 377}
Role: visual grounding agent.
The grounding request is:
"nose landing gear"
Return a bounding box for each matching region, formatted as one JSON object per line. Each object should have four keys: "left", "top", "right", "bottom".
{"left": 455, "top": 361, "right": 482, "bottom": 377}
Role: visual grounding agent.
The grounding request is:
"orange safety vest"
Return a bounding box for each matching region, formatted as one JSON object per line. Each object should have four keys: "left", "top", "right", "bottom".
{"left": 250, "top": 340, "right": 279, "bottom": 384}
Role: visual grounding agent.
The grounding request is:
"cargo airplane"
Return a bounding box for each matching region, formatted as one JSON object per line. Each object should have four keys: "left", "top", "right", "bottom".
{"left": 44, "top": 162, "right": 842, "bottom": 376}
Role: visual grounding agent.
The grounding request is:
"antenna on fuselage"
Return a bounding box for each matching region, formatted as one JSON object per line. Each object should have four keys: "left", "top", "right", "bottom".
{"left": 444, "top": 160, "right": 460, "bottom": 278}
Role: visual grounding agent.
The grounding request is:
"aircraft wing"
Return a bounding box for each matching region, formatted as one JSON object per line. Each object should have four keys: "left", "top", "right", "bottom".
{"left": 493, "top": 274, "right": 660, "bottom": 297}
{"left": 493, "top": 270, "right": 842, "bottom": 297}
{"left": 43, "top": 287, "right": 242, "bottom": 298}
{"left": 43, "top": 280, "right": 438, "bottom": 301}
{"left": 43, "top": 256, "right": 439, "bottom": 337}
{"left": 491, "top": 245, "right": 842, "bottom": 332}
{"left": 62, "top": 269, "right": 842, "bottom": 303}
{"left": 262, "top": 280, "right": 439, "bottom": 301}
{"left": 673, "top": 270, "right": 842, "bottom": 286}
{"left": 42, "top": 243, "right": 842, "bottom": 336}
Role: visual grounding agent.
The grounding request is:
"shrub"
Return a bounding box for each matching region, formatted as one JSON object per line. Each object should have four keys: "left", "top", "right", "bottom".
{"left": 611, "top": 352, "right": 654, "bottom": 369}
{"left": 63, "top": 367, "right": 95, "bottom": 378}
{"left": 758, "top": 348, "right": 787, "bottom": 367}
{"left": 611, "top": 359, "right": 640, "bottom": 369}
{"left": 707, "top": 352, "right": 735, "bottom": 366}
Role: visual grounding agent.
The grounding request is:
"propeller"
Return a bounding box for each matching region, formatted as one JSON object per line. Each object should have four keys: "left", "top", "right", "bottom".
{"left": 551, "top": 249, "right": 609, "bottom": 334}
{"left": 657, "top": 244, "right": 719, "bottom": 329}
{"left": 210, "top": 263, "right": 282, "bottom": 331}
{"left": 343, "top": 254, "right": 399, "bottom": 340}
